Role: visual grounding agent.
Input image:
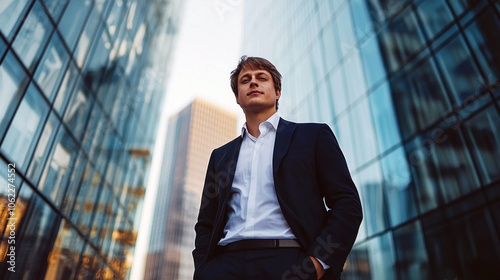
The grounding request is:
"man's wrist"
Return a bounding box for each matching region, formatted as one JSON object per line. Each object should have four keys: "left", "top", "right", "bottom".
{"left": 315, "top": 257, "right": 330, "bottom": 270}
{"left": 309, "top": 256, "right": 327, "bottom": 279}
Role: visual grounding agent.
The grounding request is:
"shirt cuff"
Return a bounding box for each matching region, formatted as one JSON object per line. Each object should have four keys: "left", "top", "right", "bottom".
{"left": 315, "top": 257, "right": 330, "bottom": 270}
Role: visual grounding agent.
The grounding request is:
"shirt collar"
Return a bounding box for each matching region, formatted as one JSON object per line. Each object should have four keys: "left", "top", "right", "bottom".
{"left": 241, "top": 112, "right": 280, "bottom": 138}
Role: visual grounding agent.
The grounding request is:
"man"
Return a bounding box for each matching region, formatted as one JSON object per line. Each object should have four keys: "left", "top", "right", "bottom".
{"left": 193, "top": 56, "right": 362, "bottom": 280}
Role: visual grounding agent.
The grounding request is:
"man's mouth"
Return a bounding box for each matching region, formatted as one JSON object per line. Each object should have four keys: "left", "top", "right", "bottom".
{"left": 247, "top": 91, "right": 262, "bottom": 96}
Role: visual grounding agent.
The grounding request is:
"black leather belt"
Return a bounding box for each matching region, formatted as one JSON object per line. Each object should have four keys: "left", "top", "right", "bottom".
{"left": 222, "top": 239, "right": 302, "bottom": 252}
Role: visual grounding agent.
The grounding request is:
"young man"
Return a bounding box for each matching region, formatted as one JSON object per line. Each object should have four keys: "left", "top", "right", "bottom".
{"left": 193, "top": 56, "right": 362, "bottom": 280}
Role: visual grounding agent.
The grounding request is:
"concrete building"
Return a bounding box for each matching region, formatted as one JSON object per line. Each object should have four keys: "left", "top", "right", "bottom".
{"left": 145, "top": 99, "right": 237, "bottom": 280}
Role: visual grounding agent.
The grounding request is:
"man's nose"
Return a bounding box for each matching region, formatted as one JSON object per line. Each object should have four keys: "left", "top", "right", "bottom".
{"left": 250, "top": 76, "right": 258, "bottom": 87}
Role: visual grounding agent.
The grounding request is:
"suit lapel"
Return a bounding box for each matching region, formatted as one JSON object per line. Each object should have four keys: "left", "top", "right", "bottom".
{"left": 218, "top": 136, "right": 242, "bottom": 206}
{"left": 273, "top": 118, "right": 297, "bottom": 178}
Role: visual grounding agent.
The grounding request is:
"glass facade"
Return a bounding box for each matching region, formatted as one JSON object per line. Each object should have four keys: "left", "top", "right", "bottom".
{"left": 0, "top": 0, "right": 182, "bottom": 279}
{"left": 242, "top": 0, "right": 500, "bottom": 279}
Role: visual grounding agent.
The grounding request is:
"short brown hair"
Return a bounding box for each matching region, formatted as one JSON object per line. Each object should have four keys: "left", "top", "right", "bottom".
{"left": 230, "top": 56, "right": 282, "bottom": 97}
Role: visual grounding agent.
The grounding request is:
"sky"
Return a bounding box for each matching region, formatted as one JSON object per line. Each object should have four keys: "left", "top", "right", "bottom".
{"left": 163, "top": 0, "right": 246, "bottom": 120}
{"left": 130, "top": 0, "right": 245, "bottom": 279}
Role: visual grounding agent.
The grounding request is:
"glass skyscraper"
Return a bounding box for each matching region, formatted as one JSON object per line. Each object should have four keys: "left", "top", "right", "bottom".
{"left": 0, "top": 0, "right": 182, "bottom": 279}
{"left": 242, "top": 0, "right": 500, "bottom": 279}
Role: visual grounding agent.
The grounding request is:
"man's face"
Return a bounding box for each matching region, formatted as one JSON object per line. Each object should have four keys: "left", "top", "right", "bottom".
{"left": 235, "top": 67, "right": 280, "bottom": 114}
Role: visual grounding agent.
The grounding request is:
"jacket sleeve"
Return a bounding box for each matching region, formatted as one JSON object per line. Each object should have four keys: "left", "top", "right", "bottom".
{"left": 306, "top": 124, "right": 363, "bottom": 276}
{"left": 193, "top": 151, "right": 219, "bottom": 273}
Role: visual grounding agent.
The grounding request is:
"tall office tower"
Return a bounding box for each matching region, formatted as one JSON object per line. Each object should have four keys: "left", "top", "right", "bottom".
{"left": 0, "top": 0, "right": 183, "bottom": 279}
{"left": 241, "top": 0, "right": 500, "bottom": 279}
{"left": 144, "top": 99, "right": 237, "bottom": 280}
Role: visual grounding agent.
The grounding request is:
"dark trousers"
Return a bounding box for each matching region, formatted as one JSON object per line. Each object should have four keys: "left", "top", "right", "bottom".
{"left": 195, "top": 248, "right": 318, "bottom": 280}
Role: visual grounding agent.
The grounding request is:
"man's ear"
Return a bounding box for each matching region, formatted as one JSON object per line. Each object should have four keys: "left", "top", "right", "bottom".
{"left": 235, "top": 93, "right": 240, "bottom": 105}
{"left": 276, "top": 90, "right": 281, "bottom": 100}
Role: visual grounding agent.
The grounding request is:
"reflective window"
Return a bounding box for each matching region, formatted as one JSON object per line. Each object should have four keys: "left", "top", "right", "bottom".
{"left": 317, "top": 0, "right": 333, "bottom": 27}
{"left": 102, "top": 198, "right": 119, "bottom": 256}
{"left": 368, "top": 233, "right": 397, "bottom": 280}
{"left": 0, "top": 36, "right": 6, "bottom": 57}
{"left": 0, "top": 0, "right": 31, "bottom": 40}
{"left": 34, "top": 32, "right": 70, "bottom": 102}
{"left": 90, "top": 184, "right": 112, "bottom": 245}
{"left": 381, "top": 146, "right": 418, "bottom": 226}
{"left": 0, "top": 52, "right": 29, "bottom": 136}
{"left": 416, "top": 0, "right": 454, "bottom": 40}
{"left": 360, "top": 33, "right": 387, "bottom": 90}
{"left": 329, "top": 66, "right": 348, "bottom": 117}
{"left": 82, "top": 105, "right": 106, "bottom": 158}
{"left": 44, "top": 219, "right": 84, "bottom": 280}
{"left": 447, "top": 0, "right": 485, "bottom": 16}
{"left": 350, "top": 97, "right": 378, "bottom": 166}
{"left": 330, "top": 0, "right": 345, "bottom": 13}
{"left": 41, "top": 0, "right": 68, "bottom": 22}
{"left": 303, "top": 92, "right": 318, "bottom": 123}
{"left": 37, "top": 126, "right": 78, "bottom": 206}
{"left": 424, "top": 206, "right": 500, "bottom": 279}
{"left": 70, "top": 163, "right": 94, "bottom": 235}
{"left": 63, "top": 81, "right": 94, "bottom": 141}
{"left": 106, "top": 0, "right": 127, "bottom": 40}
{"left": 0, "top": 158, "right": 24, "bottom": 260}
{"left": 336, "top": 3, "right": 357, "bottom": 57}
{"left": 462, "top": 105, "right": 500, "bottom": 185}
{"left": 13, "top": 188, "right": 61, "bottom": 279}
{"left": 379, "top": 7, "right": 425, "bottom": 73}
{"left": 464, "top": 9, "right": 500, "bottom": 87}
{"left": 74, "top": 5, "right": 102, "bottom": 68}
{"left": 95, "top": 0, "right": 112, "bottom": 16}
{"left": 315, "top": 80, "right": 334, "bottom": 124}
{"left": 435, "top": 34, "right": 484, "bottom": 106}
{"left": 406, "top": 126, "right": 480, "bottom": 213}
{"left": 83, "top": 29, "right": 111, "bottom": 91}
{"left": 76, "top": 245, "right": 110, "bottom": 279}
{"left": 343, "top": 50, "right": 367, "bottom": 104}
{"left": 393, "top": 221, "right": 430, "bottom": 279}
{"left": 350, "top": 0, "right": 375, "bottom": 42}
{"left": 391, "top": 56, "right": 451, "bottom": 140}
{"left": 344, "top": 242, "right": 370, "bottom": 279}
{"left": 365, "top": 0, "right": 409, "bottom": 26}
{"left": 53, "top": 61, "right": 79, "bottom": 115}
{"left": 309, "top": 39, "right": 325, "bottom": 82}
{"left": 369, "top": 82, "right": 402, "bottom": 153}
{"left": 58, "top": 0, "right": 92, "bottom": 50}
{"left": 1, "top": 83, "right": 49, "bottom": 171}
{"left": 335, "top": 114, "right": 356, "bottom": 169}
{"left": 358, "top": 162, "right": 388, "bottom": 236}
{"left": 61, "top": 153, "right": 87, "bottom": 216}
{"left": 12, "top": 1, "right": 53, "bottom": 70}
{"left": 26, "top": 112, "right": 60, "bottom": 184}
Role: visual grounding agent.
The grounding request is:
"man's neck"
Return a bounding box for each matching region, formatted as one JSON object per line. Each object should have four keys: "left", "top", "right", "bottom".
{"left": 244, "top": 109, "right": 277, "bottom": 138}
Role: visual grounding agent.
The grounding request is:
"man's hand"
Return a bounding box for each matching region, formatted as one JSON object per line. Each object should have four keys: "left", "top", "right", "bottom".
{"left": 309, "top": 256, "right": 326, "bottom": 279}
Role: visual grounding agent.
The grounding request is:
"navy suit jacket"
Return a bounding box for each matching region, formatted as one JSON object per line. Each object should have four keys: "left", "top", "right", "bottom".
{"left": 193, "top": 118, "right": 362, "bottom": 279}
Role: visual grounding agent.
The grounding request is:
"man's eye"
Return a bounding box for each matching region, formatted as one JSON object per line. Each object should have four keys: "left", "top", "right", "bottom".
{"left": 259, "top": 77, "right": 267, "bottom": 80}
{"left": 241, "top": 79, "right": 249, "bottom": 83}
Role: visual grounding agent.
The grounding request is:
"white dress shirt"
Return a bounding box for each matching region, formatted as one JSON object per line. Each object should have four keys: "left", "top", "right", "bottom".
{"left": 218, "top": 113, "right": 330, "bottom": 270}
{"left": 218, "top": 113, "right": 296, "bottom": 245}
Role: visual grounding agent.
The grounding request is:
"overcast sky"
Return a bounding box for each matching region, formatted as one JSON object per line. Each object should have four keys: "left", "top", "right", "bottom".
{"left": 130, "top": 1, "right": 245, "bottom": 278}
{"left": 164, "top": 0, "right": 246, "bottom": 120}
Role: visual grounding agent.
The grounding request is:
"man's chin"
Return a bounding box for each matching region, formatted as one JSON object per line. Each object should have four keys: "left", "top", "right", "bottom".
{"left": 241, "top": 103, "right": 275, "bottom": 114}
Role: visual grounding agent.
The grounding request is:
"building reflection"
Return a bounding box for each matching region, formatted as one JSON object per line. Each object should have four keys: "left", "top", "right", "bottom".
{"left": 241, "top": 0, "right": 500, "bottom": 278}
{"left": 0, "top": 0, "right": 183, "bottom": 279}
